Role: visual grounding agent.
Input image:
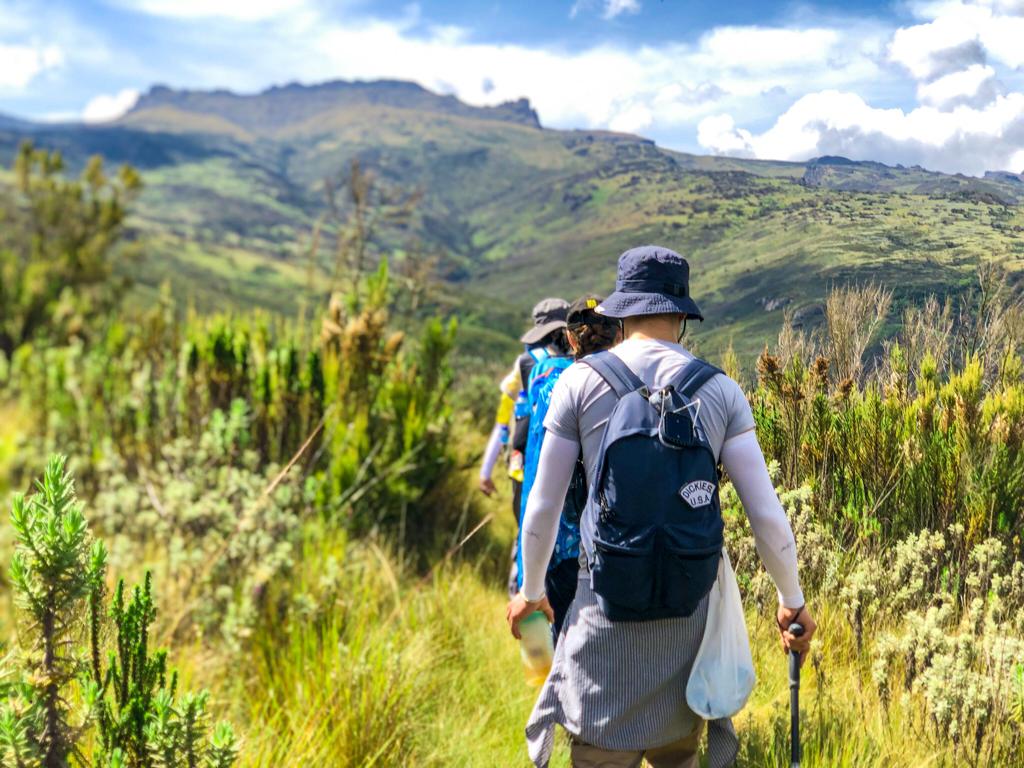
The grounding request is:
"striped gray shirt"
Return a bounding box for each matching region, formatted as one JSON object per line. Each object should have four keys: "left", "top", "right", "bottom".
{"left": 525, "top": 568, "right": 738, "bottom": 766}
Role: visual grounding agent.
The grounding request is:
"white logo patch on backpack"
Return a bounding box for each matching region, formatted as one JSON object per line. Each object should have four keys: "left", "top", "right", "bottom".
{"left": 679, "top": 480, "right": 715, "bottom": 508}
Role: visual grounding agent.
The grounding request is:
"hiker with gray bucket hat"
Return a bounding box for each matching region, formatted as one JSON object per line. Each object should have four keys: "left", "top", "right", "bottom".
{"left": 479, "top": 298, "right": 572, "bottom": 590}
{"left": 506, "top": 246, "right": 817, "bottom": 767}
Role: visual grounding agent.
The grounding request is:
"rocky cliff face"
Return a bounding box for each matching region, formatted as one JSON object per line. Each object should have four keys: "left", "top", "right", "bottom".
{"left": 984, "top": 170, "right": 1024, "bottom": 184}
{"left": 128, "top": 79, "right": 541, "bottom": 135}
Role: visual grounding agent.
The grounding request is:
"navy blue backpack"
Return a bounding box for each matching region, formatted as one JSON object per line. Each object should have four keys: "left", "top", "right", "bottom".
{"left": 580, "top": 351, "right": 724, "bottom": 622}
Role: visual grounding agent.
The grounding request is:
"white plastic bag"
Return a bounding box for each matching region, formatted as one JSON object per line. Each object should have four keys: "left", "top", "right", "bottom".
{"left": 685, "top": 549, "right": 756, "bottom": 719}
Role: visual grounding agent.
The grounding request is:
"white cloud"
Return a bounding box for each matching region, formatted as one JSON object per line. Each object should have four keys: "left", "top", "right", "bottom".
{"left": 699, "top": 27, "right": 840, "bottom": 70}
{"left": 82, "top": 88, "right": 140, "bottom": 122}
{"left": 695, "top": 1, "right": 1024, "bottom": 174}
{"left": 603, "top": 0, "right": 640, "bottom": 20}
{"left": 608, "top": 102, "right": 653, "bottom": 132}
{"left": 0, "top": 43, "right": 63, "bottom": 89}
{"left": 258, "top": 15, "right": 882, "bottom": 145}
{"left": 888, "top": 6, "right": 986, "bottom": 80}
{"left": 917, "top": 63, "right": 997, "bottom": 107}
{"left": 570, "top": 0, "right": 641, "bottom": 20}
{"left": 889, "top": 1, "right": 1024, "bottom": 79}
{"left": 112, "top": 0, "right": 303, "bottom": 21}
{"left": 698, "top": 90, "right": 1024, "bottom": 175}
{"left": 697, "top": 114, "right": 756, "bottom": 156}
{"left": 951, "top": 0, "right": 1024, "bottom": 15}
{"left": 656, "top": 82, "right": 727, "bottom": 105}
{"left": 308, "top": 20, "right": 649, "bottom": 129}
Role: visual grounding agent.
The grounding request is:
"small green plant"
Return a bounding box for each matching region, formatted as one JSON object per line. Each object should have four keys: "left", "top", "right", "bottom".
{"left": 7, "top": 454, "right": 105, "bottom": 766}
{"left": 1010, "top": 665, "right": 1024, "bottom": 724}
{"left": 1, "top": 455, "right": 239, "bottom": 767}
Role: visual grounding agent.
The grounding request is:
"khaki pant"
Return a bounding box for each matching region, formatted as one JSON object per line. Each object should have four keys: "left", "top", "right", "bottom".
{"left": 570, "top": 722, "right": 703, "bottom": 768}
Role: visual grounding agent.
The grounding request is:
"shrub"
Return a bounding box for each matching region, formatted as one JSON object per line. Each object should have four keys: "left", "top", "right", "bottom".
{"left": 0, "top": 143, "right": 141, "bottom": 357}
{"left": 6, "top": 261, "right": 457, "bottom": 542}
{"left": 0, "top": 455, "right": 238, "bottom": 767}
{"left": 751, "top": 279, "right": 1024, "bottom": 553}
{"left": 90, "top": 401, "right": 307, "bottom": 646}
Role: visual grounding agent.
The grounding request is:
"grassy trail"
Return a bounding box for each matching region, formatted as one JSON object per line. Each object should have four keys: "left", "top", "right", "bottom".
{"left": 191, "top": 469, "right": 952, "bottom": 768}
{"left": 210, "top": 466, "right": 1001, "bottom": 767}
{"left": 383, "top": 559, "right": 956, "bottom": 767}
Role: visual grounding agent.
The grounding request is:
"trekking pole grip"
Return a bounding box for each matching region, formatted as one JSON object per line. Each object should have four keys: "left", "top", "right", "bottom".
{"left": 788, "top": 622, "right": 805, "bottom": 665}
{"left": 788, "top": 622, "right": 805, "bottom": 768}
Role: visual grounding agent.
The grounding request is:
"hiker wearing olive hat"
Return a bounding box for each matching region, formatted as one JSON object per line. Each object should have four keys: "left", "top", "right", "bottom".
{"left": 506, "top": 246, "right": 816, "bottom": 768}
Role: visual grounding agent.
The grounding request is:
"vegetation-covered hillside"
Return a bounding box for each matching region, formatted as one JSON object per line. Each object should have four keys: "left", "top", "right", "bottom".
{"left": 2, "top": 79, "right": 1023, "bottom": 362}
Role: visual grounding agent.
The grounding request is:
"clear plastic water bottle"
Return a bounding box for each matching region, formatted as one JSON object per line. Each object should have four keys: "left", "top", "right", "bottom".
{"left": 519, "top": 611, "right": 554, "bottom": 687}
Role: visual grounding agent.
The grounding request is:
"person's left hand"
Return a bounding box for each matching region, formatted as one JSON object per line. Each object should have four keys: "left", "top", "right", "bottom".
{"left": 506, "top": 591, "right": 554, "bottom": 639}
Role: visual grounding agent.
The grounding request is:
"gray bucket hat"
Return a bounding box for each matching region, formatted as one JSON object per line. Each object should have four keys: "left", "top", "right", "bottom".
{"left": 520, "top": 297, "right": 569, "bottom": 344}
{"left": 597, "top": 245, "right": 703, "bottom": 321}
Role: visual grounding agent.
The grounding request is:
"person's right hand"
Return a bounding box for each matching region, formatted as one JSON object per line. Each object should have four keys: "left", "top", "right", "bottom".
{"left": 776, "top": 604, "right": 816, "bottom": 664}
{"left": 478, "top": 477, "right": 497, "bottom": 496}
{"left": 506, "top": 591, "right": 555, "bottom": 639}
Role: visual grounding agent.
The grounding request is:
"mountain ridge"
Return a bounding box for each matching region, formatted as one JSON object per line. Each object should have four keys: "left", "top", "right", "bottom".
{"left": 124, "top": 80, "right": 542, "bottom": 136}
{"left": 5, "top": 80, "right": 1024, "bottom": 177}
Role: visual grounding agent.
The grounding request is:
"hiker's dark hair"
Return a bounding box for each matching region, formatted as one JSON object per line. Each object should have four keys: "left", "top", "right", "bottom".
{"left": 568, "top": 318, "right": 618, "bottom": 359}
{"left": 537, "top": 329, "right": 572, "bottom": 356}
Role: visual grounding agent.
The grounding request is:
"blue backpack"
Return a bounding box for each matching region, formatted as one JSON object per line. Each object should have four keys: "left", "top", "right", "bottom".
{"left": 580, "top": 351, "right": 724, "bottom": 622}
{"left": 515, "top": 352, "right": 585, "bottom": 588}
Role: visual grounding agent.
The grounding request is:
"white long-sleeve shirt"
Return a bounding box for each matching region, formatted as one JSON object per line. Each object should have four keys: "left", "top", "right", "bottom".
{"left": 519, "top": 337, "right": 804, "bottom": 608}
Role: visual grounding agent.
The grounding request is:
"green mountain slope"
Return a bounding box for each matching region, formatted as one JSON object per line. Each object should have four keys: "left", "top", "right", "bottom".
{"left": 2, "top": 80, "right": 1022, "bottom": 359}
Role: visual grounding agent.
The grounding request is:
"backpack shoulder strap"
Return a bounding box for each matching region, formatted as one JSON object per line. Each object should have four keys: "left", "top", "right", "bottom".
{"left": 674, "top": 358, "right": 724, "bottom": 399}
{"left": 580, "top": 350, "right": 645, "bottom": 399}
{"left": 517, "top": 351, "right": 535, "bottom": 393}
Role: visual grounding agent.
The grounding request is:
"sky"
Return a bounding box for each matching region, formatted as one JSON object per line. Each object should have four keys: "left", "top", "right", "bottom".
{"left": 1, "top": 0, "right": 1024, "bottom": 175}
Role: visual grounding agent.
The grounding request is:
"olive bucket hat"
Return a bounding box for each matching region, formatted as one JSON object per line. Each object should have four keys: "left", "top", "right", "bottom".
{"left": 596, "top": 245, "right": 703, "bottom": 321}
{"left": 520, "top": 297, "right": 570, "bottom": 344}
{"left": 566, "top": 295, "right": 607, "bottom": 327}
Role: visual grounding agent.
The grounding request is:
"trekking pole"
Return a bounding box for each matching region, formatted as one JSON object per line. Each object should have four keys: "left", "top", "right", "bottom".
{"left": 788, "top": 622, "right": 805, "bottom": 768}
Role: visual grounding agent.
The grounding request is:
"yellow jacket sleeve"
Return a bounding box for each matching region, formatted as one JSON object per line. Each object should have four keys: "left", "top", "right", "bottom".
{"left": 495, "top": 392, "right": 515, "bottom": 426}
{"left": 494, "top": 365, "right": 521, "bottom": 426}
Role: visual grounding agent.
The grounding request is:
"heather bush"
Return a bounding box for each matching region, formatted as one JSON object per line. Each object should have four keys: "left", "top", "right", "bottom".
{"left": 89, "top": 401, "right": 307, "bottom": 646}
{"left": 724, "top": 471, "right": 1024, "bottom": 765}
{"left": 866, "top": 531, "right": 1024, "bottom": 764}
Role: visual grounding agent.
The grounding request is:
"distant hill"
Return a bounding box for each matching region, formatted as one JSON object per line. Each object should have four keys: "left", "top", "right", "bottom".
{"left": 2, "top": 80, "right": 1023, "bottom": 361}
{"left": 0, "top": 113, "right": 35, "bottom": 131}
{"left": 800, "top": 155, "right": 1021, "bottom": 204}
